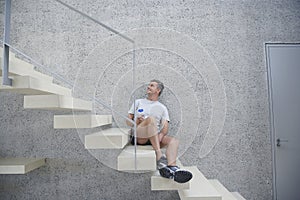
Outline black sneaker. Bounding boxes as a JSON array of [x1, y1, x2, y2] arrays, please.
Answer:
[[159, 166, 174, 179], [159, 166, 193, 183]]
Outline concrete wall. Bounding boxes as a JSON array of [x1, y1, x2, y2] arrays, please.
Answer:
[[1, 0, 299, 199]]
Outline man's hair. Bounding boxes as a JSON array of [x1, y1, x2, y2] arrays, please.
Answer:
[[151, 79, 164, 96]]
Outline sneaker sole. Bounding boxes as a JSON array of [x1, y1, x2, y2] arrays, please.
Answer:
[[174, 169, 193, 183]]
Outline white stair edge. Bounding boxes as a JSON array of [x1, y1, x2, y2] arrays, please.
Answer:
[[117, 145, 156, 171], [54, 114, 112, 129], [151, 169, 191, 191], [85, 128, 129, 149], [0, 158, 45, 174], [24, 95, 92, 111], [31, 70, 53, 82], [0, 76, 71, 96], [178, 166, 222, 200], [209, 179, 237, 200], [231, 192, 246, 200]]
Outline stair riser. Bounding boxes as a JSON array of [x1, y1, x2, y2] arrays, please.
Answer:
[[54, 115, 112, 129], [24, 95, 92, 111], [0, 158, 45, 174], [85, 135, 128, 149], [0, 76, 71, 96], [117, 146, 157, 171], [118, 157, 156, 171], [151, 176, 190, 191]]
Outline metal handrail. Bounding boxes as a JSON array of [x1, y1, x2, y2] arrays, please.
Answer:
[[53, 0, 138, 170], [2, 0, 12, 86], [3, 42, 135, 125], [2, 0, 138, 170], [54, 0, 134, 43]]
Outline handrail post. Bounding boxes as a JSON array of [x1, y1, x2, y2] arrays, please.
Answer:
[[2, 0, 12, 86], [132, 42, 137, 171]]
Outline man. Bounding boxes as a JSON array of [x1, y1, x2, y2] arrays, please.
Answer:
[[127, 80, 192, 183]]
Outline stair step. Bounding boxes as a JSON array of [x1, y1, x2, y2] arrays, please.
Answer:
[[0, 76, 71, 96], [178, 166, 222, 200], [231, 192, 246, 200], [0, 57, 53, 82], [24, 95, 92, 111], [54, 114, 112, 129], [151, 170, 191, 191], [85, 128, 129, 149], [209, 180, 237, 200], [151, 159, 188, 191], [117, 145, 156, 171], [0, 158, 45, 174], [0, 57, 34, 75], [30, 70, 53, 82]]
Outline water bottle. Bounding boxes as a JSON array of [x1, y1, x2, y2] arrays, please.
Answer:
[[137, 108, 145, 118]]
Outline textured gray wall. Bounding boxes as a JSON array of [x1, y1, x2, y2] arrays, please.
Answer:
[[1, 0, 300, 200]]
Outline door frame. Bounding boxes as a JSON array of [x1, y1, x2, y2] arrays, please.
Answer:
[[265, 42, 300, 200]]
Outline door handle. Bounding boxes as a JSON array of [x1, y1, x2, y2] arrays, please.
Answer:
[[277, 138, 288, 147]]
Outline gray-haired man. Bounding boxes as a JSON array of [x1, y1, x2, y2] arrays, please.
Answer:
[[127, 80, 192, 183]]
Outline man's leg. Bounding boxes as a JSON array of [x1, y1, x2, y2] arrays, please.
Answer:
[[159, 135, 193, 183], [160, 135, 179, 166], [136, 117, 162, 160]]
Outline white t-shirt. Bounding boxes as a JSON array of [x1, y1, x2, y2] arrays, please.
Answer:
[[128, 98, 170, 131]]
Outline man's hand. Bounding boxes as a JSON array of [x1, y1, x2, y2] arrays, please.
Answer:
[[126, 114, 147, 127], [136, 116, 145, 125]]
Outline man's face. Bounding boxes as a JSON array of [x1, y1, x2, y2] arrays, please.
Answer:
[[147, 82, 160, 96]]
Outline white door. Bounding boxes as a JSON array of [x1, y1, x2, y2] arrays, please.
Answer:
[[266, 43, 300, 200]]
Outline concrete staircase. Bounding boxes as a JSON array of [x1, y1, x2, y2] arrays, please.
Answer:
[[0, 49, 246, 199]]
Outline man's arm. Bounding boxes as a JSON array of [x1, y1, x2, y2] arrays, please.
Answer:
[[126, 114, 134, 127]]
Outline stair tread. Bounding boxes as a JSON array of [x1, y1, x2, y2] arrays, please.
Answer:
[[85, 128, 129, 149], [0, 76, 71, 95], [178, 166, 222, 200], [87, 128, 130, 136], [0, 157, 45, 174], [209, 179, 237, 200], [24, 94, 92, 111], [30, 70, 53, 82], [54, 114, 112, 129], [0, 55, 53, 82], [119, 145, 155, 158], [0, 56, 34, 74]]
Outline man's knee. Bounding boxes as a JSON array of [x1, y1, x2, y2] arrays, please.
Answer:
[[172, 138, 179, 146], [145, 116, 156, 124]]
